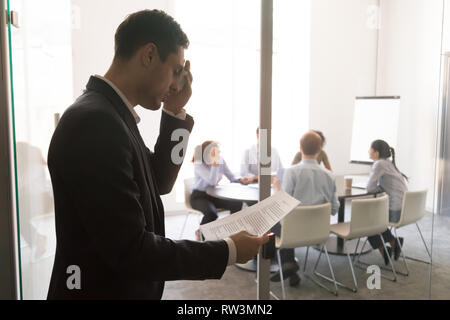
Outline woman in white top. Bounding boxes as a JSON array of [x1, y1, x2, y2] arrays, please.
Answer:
[[190, 141, 248, 238], [366, 139, 408, 265]]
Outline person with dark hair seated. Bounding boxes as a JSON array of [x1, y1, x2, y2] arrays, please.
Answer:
[[291, 130, 332, 171], [190, 141, 249, 240], [270, 131, 339, 287], [366, 139, 408, 265]]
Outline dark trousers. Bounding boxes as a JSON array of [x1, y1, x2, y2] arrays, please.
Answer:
[[271, 222, 296, 265], [367, 209, 402, 249], [190, 190, 243, 225], [368, 229, 395, 249]]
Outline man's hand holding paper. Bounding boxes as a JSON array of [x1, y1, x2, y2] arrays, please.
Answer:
[[200, 190, 301, 241]]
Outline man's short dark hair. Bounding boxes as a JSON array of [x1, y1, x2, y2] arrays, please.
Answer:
[[114, 10, 189, 62]]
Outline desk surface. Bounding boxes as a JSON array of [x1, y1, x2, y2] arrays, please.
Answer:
[[338, 187, 373, 199], [206, 183, 274, 203], [206, 183, 371, 203]]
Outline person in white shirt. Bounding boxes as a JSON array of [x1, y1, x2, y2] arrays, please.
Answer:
[[270, 131, 339, 287], [240, 128, 283, 183]]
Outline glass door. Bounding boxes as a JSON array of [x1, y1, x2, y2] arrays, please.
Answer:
[[1, 0, 20, 300], [4, 0, 448, 301], [7, 0, 74, 299]]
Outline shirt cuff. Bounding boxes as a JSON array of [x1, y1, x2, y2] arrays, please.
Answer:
[[162, 107, 187, 120], [224, 237, 237, 266]]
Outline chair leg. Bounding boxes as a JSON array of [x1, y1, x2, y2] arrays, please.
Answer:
[[409, 222, 432, 264], [395, 224, 431, 265], [380, 234, 397, 282], [305, 243, 338, 296], [393, 227, 410, 276], [312, 245, 324, 273], [352, 238, 361, 263], [346, 251, 358, 292], [277, 249, 286, 300], [179, 212, 191, 239], [323, 246, 338, 295], [354, 238, 379, 273], [314, 240, 358, 293], [303, 246, 310, 272], [354, 238, 366, 267], [355, 234, 398, 281]]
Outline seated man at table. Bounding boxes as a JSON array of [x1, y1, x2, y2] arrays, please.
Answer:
[[270, 131, 339, 286], [240, 127, 283, 183]]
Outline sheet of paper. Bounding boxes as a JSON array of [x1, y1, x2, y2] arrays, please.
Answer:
[[199, 190, 301, 241]]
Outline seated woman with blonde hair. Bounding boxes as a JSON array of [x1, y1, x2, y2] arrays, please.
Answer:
[[190, 141, 248, 240]]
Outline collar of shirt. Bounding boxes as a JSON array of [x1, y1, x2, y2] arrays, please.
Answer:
[[301, 158, 319, 165], [94, 75, 141, 124]]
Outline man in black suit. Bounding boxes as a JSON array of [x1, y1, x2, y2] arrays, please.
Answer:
[[47, 10, 268, 300]]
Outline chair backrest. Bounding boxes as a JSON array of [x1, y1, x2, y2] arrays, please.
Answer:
[[184, 178, 196, 209], [278, 203, 331, 249], [397, 189, 428, 227], [348, 195, 389, 239]]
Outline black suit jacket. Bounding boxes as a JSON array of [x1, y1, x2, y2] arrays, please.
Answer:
[[47, 76, 228, 299]]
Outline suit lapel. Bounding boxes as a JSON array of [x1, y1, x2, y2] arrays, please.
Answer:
[[85, 76, 163, 230]]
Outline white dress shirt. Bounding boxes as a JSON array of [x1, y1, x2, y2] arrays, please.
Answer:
[[366, 159, 408, 211], [240, 144, 283, 177], [192, 160, 238, 192], [282, 159, 339, 215]]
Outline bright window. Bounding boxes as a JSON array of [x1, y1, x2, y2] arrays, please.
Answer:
[[172, 0, 311, 203]]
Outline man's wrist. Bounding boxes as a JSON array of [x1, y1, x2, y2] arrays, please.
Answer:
[[162, 107, 187, 120]]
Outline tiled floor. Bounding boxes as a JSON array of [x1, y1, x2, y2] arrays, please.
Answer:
[[19, 207, 450, 299], [162, 209, 450, 300]]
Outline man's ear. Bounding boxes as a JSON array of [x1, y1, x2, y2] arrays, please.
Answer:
[[142, 43, 158, 67]]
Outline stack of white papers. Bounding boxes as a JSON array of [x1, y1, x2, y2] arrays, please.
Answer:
[[199, 190, 301, 241]]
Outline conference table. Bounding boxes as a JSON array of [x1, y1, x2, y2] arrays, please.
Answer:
[[206, 183, 379, 272]]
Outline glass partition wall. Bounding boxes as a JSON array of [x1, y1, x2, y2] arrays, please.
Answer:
[[3, 0, 449, 299], [432, 0, 450, 300]]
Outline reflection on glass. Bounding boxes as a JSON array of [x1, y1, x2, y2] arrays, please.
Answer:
[[6, 0, 449, 300], [9, 0, 72, 299]]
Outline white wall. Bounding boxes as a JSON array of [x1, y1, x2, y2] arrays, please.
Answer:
[[443, 0, 450, 53], [309, 0, 444, 212], [309, 0, 379, 176], [376, 0, 443, 211], [71, 0, 173, 98]]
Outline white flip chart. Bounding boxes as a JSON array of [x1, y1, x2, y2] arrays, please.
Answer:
[[199, 190, 301, 241]]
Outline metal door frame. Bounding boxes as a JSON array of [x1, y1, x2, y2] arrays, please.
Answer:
[[0, 0, 20, 300], [437, 52, 450, 216], [256, 0, 273, 300]]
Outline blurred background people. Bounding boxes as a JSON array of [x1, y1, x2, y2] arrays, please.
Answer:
[[366, 139, 408, 265], [191, 141, 247, 240], [292, 130, 332, 171], [241, 127, 283, 183], [271, 131, 339, 286]]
